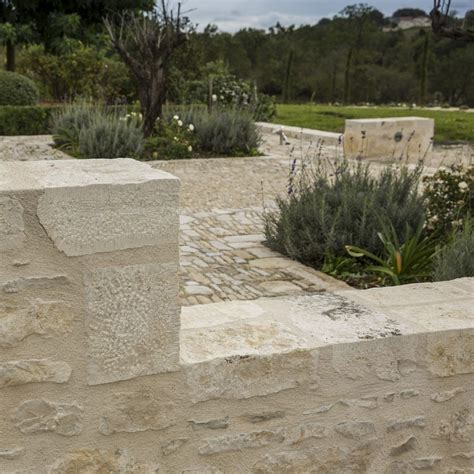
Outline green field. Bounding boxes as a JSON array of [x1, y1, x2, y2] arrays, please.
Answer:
[[274, 104, 474, 143]]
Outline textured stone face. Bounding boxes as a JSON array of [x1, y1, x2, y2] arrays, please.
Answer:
[[48, 449, 159, 473], [335, 421, 376, 440], [14, 399, 83, 436], [99, 391, 177, 435], [0, 196, 25, 250], [0, 447, 25, 460], [84, 263, 180, 385], [184, 349, 315, 403], [0, 359, 71, 389], [37, 178, 179, 256], [0, 299, 74, 348]]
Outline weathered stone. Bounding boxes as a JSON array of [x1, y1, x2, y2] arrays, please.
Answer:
[[49, 448, 158, 473], [253, 442, 376, 473], [199, 429, 285, 455], [285, 421, 328, 444], [0, 359, 71, 389], [190, 417, 229, 430], [182, 466, 223, 474], [431, 387, 465, 403], [335, 421, 375, 439], [0, 447, 25, 460], [400, 389, 419, 399], [387, 416, 426, 432], [426, 331, 474, 377], [432, 408, 473, 442], [14, 399, 83, 436], [410, 457, 442, 470], [99, 391, 176, 435], [339, 396, 378, 410], [184, 349, 314, 403], [0, 196, 25, 250], [0, 299, 74, 348], [36, 160, 179, 256], [452, 452, 474, 459], [384, 393, 396, 403], [1, 275, 69, 294], [390, 436, 418, 456], [85, 263, 180, 385], [162, 438, 189, 456], [244, 411, 286, 424]]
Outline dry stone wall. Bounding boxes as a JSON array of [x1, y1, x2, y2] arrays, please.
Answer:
[[1, 159, 473, 473]]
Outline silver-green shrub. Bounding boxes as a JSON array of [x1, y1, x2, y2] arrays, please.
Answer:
[[433, 218, 474, 281]]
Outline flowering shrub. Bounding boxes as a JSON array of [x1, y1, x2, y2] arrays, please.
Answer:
[[144, 115, 195, 160], [423, 165, 473, 237]]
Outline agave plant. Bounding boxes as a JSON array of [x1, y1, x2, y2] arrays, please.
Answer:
[[345, 221, 437, 286]]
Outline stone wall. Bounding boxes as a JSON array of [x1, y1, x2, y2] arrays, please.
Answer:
[[1, 159, 473, 473]]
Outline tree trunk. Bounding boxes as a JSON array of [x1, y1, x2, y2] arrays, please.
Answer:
[[140, 68, 166, 138], [6, 40, 16, 72], [419, 33, 429, 105]]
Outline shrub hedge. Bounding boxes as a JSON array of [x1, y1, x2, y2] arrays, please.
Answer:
[[0, 106, 58, 135], [0, 71, 39, 106]]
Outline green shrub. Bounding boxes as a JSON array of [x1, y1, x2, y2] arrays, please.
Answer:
[[0, 106, 56, 135], [423, 164, 473, 238], [0, 71, 39, 106], [264, 158, 426, 268], [52, 103, 143, 159], [154, 107, 260, 158], [433, 218, 474, 281], [144, 113, 195, 160], [192, 108, 260, 156]]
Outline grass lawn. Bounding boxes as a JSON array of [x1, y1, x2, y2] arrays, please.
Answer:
[[274, 104, 474, 143]]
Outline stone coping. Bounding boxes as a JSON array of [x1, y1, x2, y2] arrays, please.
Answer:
[[256, 122, 343, 144], [345, 116, 434, 124], [180, 278, 474, 364], [0, 158, 178, 192]]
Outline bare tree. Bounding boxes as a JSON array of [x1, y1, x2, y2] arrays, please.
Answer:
[[431, 0, 474, 41], [104, 1, 190, 137]]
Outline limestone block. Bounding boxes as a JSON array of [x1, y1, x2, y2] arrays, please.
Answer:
[[343, 117, 434, 160], [190, 417, 229, 430], [252, 442, 376, 473], [387, 416, 426, 432], [100, 391, 177, 435], [0, 196, 25, 250], [425, 330, 474, 377], [35, 160, 179, 256], [84, 263, 180, 385], [13, 399, 83, 436], [162, 439, 189, 456], [199, 429, 286, 455], [0, 359, 71, 389], [1, 274, 70, 294], [49, 449, 159, 474], [184, 349, 315, 403], [285, 421, 328, 444], [390, 436, 418, 456], [0, 298, 74, 348], [334, 421, 375, 440], [432, 387, 465, 403], [432, 408, 473, 442]]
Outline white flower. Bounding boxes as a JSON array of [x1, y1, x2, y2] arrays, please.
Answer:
[[177, 120, 183, 127], [188, 145, 193, 152], [152, 151, 158, 159], [173, 136, 178, 141], [173, 115, 179, 121], [188, 124, 195, 131], [458, 181, 468, 191], [212, 94, 217, 102]]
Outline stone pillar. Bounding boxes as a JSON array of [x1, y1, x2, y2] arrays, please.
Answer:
[[0, 159, 181, 387]]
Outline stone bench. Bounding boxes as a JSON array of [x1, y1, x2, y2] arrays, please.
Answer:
[[344, 116, 434, 161], [1, 159, 473, 473]]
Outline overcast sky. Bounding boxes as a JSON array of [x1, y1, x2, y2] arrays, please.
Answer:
[[182, 0, 472, 32]]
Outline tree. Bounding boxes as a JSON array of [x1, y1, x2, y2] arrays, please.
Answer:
[[393, 8, 427, 18], [105, 1, 191, 137], [0, 0, 153, 70], [431, 1, 474, 42]]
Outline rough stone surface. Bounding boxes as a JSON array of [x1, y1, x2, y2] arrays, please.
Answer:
[[32, 159, 180, 256], [335, 421, 376, 439], [0, 447, 25, 460], [85, 263, 180, 385], [344, 116, 434, 161], [0, 299, 74, 348], [387, 416, 426, 432], [14, 399, 83, 436], [390, 436, 418, 456], [432, 387, 465, 403], [99, 391, 176, 435], [432, 408, 473, 442], [0, 359, 71, 389], [0, 196, 25, 250]]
